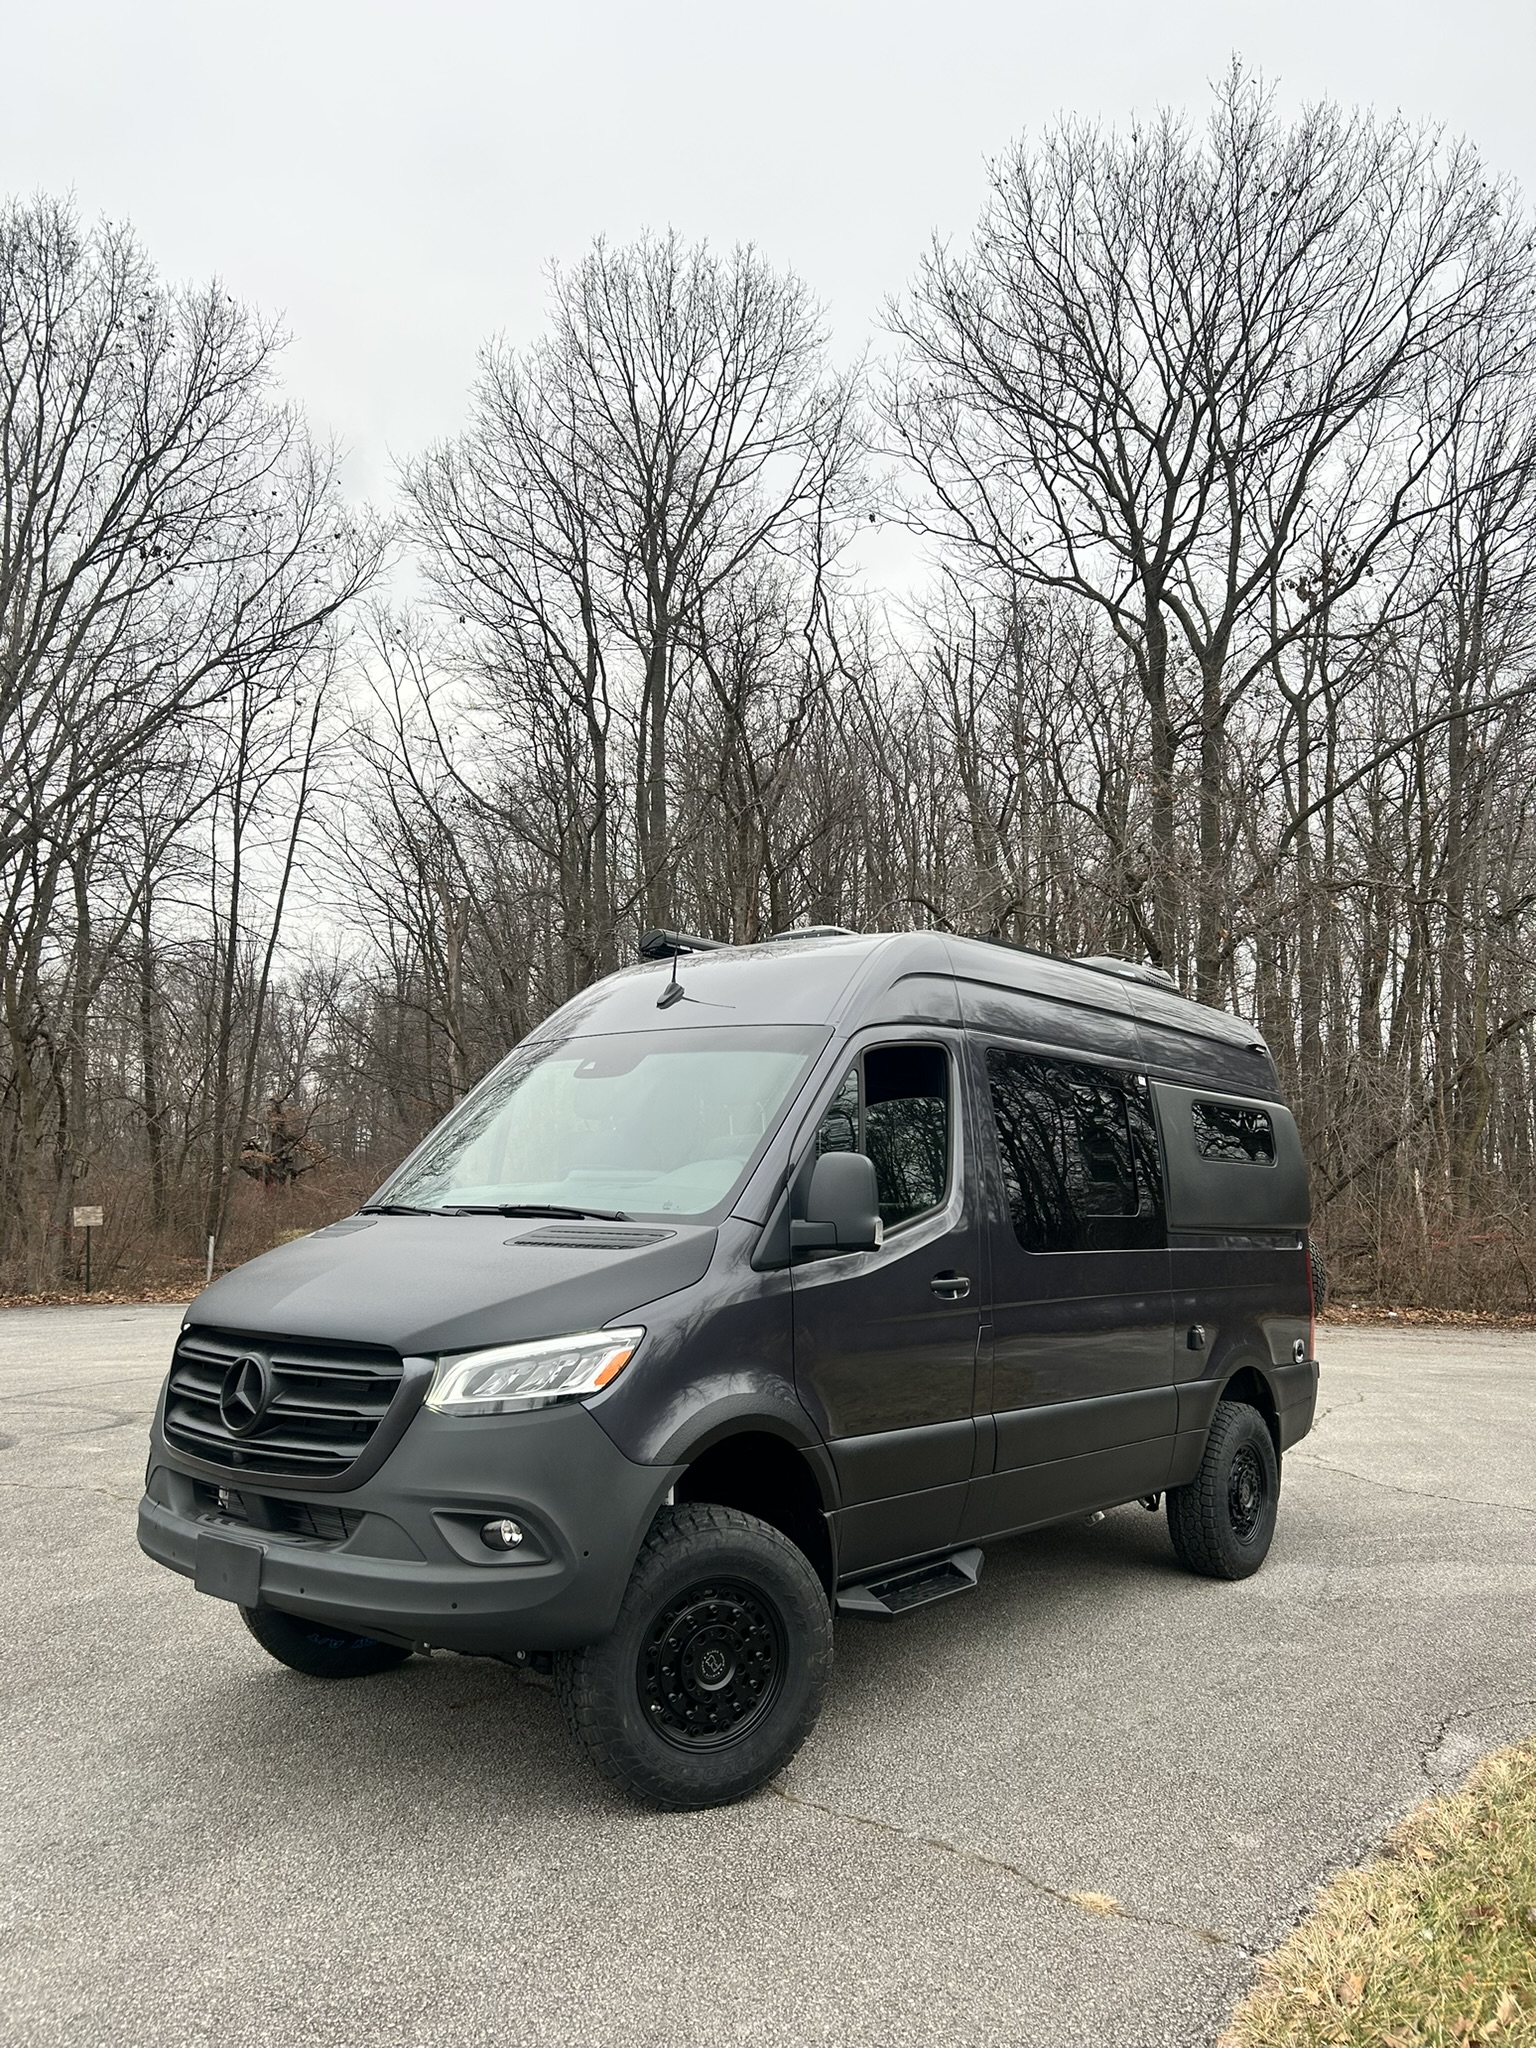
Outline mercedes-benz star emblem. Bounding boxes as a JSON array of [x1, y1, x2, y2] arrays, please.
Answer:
[[218, 1354, 271, 1436]]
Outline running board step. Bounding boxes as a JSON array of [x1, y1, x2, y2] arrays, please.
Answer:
[[836, 1547, 984, 1620]]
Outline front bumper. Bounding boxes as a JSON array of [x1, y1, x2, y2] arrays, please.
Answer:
[[139, 1400, 682, 1653]]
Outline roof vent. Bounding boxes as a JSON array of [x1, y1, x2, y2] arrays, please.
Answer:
[[767, 925, 859, 942], [1073, 955, 1180, 992]]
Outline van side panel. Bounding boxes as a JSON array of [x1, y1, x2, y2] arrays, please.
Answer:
[[1152, 1082, 1311, 1232], [1124, 981, 1280, 1095], [833, 1483, 971, 1576], [1167, 1247, 1317, 1485], [963, 1440, 1175, 1542], [953, 981, 1140, 1062], [1133, 1019, 1280, 1093], [1167, 1241, 1312, 1380]]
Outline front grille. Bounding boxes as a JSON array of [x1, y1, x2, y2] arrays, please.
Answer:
[[165, 1328, 405, 1480]]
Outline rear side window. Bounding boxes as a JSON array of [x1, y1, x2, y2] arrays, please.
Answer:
[[814, 1044, 949, 1228], [1191, 1100, 1275, 1164], [985, 1048, 1164, 1253]]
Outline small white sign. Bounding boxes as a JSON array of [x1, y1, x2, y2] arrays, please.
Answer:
[[72, 1206, 104, 1229]]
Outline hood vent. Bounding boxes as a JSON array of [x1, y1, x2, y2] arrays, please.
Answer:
[[512, 1224, 676, 1250]]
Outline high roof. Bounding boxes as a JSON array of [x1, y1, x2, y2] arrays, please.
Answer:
[[540, 927, 1268, 1057]]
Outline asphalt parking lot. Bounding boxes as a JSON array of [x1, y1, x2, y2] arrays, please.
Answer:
[[2, 1308, 1533, 2048]]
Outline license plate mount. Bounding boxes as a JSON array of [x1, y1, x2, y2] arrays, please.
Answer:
[[194, 1532, 265, 1605]]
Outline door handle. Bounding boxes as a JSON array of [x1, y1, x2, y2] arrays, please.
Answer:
[[931, 1271, 971, 1300]]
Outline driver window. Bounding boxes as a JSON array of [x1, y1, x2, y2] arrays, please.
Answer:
[[813, 1044, 950, 1229]]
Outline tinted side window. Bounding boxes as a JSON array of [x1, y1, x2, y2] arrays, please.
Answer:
[[812, 1045, 950, 1229], [1191, 1100, 1275, 1164], [986, 1048, 1164, 1252], [815, 1066, 859, 1154], [865, 1046, 948, 1226]]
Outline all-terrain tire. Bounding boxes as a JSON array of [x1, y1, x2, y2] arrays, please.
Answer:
[[1166, 1400, 1280, 1580], [1309, 1240, 1328, 1312], [241, 1603, 413, 1679], [556, 1502, 832, 1810]]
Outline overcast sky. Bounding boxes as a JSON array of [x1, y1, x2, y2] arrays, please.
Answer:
[[3, 0, 1533, 513]]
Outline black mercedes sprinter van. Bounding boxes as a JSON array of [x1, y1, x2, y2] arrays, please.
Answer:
[[139, 930, 1319, 1809]]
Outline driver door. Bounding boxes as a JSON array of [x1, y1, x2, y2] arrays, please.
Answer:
[[790, 1035, 986, 1575]]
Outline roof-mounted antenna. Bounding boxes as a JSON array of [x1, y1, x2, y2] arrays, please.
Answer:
[[658, 944, 685, 1009], [637, 928, 725, 1011]]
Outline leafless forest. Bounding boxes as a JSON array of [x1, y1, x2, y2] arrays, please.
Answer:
[[4, 75, 1535, 1304]]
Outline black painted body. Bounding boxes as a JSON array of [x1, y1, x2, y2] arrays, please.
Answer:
[[138, 932, 1320, 1653]]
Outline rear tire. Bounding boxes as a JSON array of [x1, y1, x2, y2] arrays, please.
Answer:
[[1167, 1400, 1280, 1580], [241, 1604, 412, 1679], [556, 1503, 832, 1810]]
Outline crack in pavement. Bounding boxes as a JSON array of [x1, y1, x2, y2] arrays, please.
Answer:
[[1253, 1797, 1440, 1966], [1419, 1694, 1536, 1785], [0, 1410, 153, 1443], [1290, 1453, 1536, 1518], [768, 1783, 1242, 1953], [1308, 1390, 1366, 1429], [0, 1479, 142, 1507], [1248, 1695, 1536, 1957]]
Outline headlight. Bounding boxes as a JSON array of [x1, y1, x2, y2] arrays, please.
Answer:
[[424, 1328, 644, 1416]]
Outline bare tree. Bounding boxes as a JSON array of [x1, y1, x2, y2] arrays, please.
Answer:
[[407, 231, 860, 935], [8, 149, 1536, 1317], [888, 67, 1536, 995], [0, 196, 380, 1284]]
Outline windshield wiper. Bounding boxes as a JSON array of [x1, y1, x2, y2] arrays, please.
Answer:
[[447, 1202, 632, 1222], [357, 1202, 439, 1216]]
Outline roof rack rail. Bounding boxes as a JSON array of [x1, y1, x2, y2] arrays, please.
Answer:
[[1072, 954, 1180, 992], [964, 931, 1063, 966], [637, 928, 726, 961], [957, 932, 1187, 998]]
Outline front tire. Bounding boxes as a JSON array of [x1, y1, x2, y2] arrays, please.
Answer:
[[556, 1503, 832, 1810], [241, 1604, 413, 1679], [1167, 1400, 1280, 1580]]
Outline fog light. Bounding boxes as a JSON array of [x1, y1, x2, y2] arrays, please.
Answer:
[[481, 1517, 525, 1551]]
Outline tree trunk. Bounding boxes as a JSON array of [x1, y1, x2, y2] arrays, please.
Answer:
[[138, 888, 167, 1227]]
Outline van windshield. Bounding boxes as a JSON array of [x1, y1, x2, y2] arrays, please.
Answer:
[[371, 1026, 823, 1220]]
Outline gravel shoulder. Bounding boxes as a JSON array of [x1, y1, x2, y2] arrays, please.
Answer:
[[1, 1309, 1532, 2048]]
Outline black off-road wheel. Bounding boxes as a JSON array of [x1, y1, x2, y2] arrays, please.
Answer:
[[556, 1503, 832, 1810], [240, 1604, 412, 1679], [1166, 1400, 1280, 1580]]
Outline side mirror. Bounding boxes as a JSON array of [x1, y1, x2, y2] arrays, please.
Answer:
[[790, 1152, 883, 1256]]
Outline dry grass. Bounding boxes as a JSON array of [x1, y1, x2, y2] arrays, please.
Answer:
[[0, 1285, 197, 1308], [1320, 1307, 1536, 1330], [1221, 1738, 1536, 2047], [1, 1164, 374, 1302]]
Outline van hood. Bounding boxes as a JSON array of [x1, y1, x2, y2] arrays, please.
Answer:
[[184, 1213, 719, 1356]]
